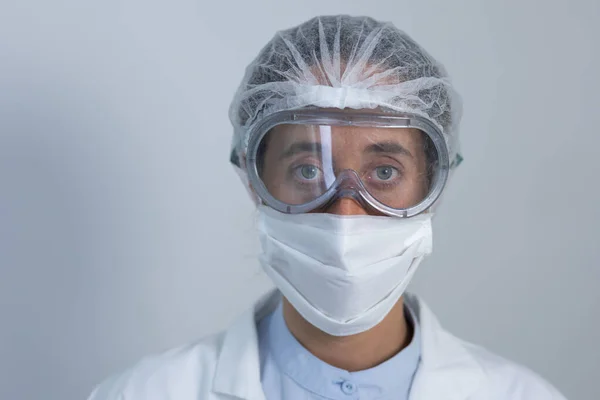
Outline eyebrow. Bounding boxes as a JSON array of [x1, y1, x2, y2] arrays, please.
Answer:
[[365, 141, 413, 158], [279, 141, 322, 160]]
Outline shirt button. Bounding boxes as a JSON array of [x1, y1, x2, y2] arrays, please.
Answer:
[[340, 380, 357, 395]]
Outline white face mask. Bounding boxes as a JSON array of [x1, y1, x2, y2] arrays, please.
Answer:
[[256, 205, 433, 336]]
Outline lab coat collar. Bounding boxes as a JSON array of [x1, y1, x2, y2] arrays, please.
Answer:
[[213, 290, 485, 400]]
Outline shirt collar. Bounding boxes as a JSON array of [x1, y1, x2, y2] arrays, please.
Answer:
[[264, 300, 421, 399]]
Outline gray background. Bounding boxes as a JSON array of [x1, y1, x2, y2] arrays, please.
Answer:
[[0, 0, 598, 399]]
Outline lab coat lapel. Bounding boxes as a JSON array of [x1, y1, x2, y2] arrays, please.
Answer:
[[212, 290, 280, 400], [406, 294, 485, 400]]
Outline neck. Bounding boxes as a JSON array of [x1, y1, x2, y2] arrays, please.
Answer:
[[282, 297, 412, 372]]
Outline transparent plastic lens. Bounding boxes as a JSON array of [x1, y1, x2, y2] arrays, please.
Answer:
[[254, 122, 440, 214]]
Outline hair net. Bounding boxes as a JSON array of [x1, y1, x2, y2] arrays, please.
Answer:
[[229, 15, 462, 173]]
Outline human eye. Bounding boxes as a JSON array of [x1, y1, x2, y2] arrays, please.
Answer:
[[371, 165, 399, 182], [293, 164, 322, 182]]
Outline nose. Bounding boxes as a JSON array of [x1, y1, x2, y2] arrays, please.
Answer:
[[324, 197, 369, 216]]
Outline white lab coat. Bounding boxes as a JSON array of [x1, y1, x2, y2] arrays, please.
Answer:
[[88, 290, 567, 400]]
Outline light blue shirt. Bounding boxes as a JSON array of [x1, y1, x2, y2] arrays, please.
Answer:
[[257, 302, 421, 400]]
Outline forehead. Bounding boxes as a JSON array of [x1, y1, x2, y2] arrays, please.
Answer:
[[268, 124, 424, 147]]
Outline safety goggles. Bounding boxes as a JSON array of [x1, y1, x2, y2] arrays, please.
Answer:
[[244, 109, 450, 218]]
